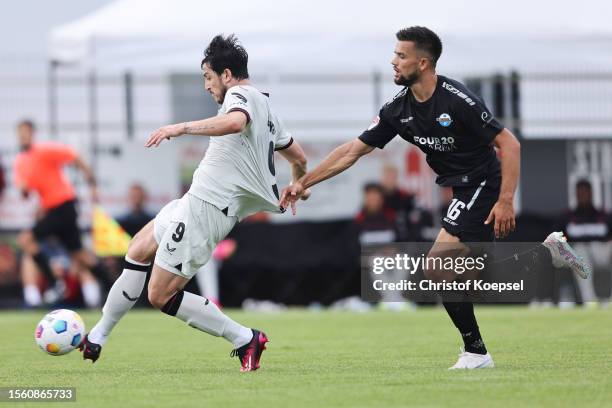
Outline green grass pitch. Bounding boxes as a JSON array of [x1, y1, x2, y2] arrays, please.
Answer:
[[1, 307, 611, 408]]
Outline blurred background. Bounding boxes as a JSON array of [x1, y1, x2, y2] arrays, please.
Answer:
[[1, 0, 611, 310]]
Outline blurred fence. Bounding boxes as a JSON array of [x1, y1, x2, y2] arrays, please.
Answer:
[[2, 68, 612, 221], [1, 66, 612, 308], [3, 68, 612, 146]]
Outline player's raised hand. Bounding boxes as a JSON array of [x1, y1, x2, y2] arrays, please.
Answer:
[[484, 199, 515, 239], [145, 124, 184, 148]]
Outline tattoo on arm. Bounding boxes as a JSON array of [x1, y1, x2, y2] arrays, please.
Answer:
[[184, 124, 216, 134], [291, 162, 307, 182]]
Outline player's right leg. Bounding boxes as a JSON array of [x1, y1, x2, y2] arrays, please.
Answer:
[[543, 232, 591, 279], [21, 254, 43, 307], [80, 220, 158, 362], [18, 229, 61, 301]]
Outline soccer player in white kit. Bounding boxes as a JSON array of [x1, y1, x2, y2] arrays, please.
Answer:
[[80, 34, 309, 372]]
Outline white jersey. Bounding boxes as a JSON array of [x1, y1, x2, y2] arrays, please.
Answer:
[[188, 85, 293, 220]]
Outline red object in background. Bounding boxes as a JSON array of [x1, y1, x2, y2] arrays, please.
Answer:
[[0, 244, 17, 282], [63, 274, 81, 302], [13, 142, 77, 210], [405, 148, 421, 176], [213, 239, 237, 261], [34, 264, 81, 303]]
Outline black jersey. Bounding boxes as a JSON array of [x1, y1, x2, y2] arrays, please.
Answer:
[[558, 205, 612, 242], [359, 75, 504, 187]]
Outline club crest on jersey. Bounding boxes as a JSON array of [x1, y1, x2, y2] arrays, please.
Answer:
[[436, 113, 453, 127]]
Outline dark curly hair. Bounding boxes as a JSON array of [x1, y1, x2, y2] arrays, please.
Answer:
[[396, 26, 442, 67], [201, 34, 249, 80]]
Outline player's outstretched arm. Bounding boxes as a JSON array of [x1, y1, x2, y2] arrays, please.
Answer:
[[280, 138, 374, 210], [484, 128, 521, 238], [145, 111, 248, 147]]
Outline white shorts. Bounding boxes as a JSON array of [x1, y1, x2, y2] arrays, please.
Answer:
[[153, 193, 237, 279]]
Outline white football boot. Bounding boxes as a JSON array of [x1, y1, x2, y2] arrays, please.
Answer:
[[449, 348, 495, 370], [543, 232, 591, 279]]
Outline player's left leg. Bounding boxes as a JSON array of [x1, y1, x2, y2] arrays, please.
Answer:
[[80, 220, 158, 363], [434, 179, 502, 369], [148, 264, 268, 372], [424, 228, 494, 370], [61, 199, 113, 292]]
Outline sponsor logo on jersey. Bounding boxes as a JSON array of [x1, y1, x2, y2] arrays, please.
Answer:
[[442, 81, 476, 106], [436, 113, 453, 127], [367, 116, 380, 130], [413, 135, 457, 152], [481, 111, 494, 127], [400, 117, 413, 123], [231, 92, 247, 103]]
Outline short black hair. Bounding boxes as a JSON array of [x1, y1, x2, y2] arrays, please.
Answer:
[[364, 182, 384, 195], [396, 26, 442, 67], [201, 34, 249, 80], [576, 179, 592, 190], [17, 119, 36, 131]]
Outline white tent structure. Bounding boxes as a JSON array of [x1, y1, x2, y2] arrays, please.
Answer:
[[41, 0, 612, 222], [50, 0, 612, 74], [47, 0, 612, 140]]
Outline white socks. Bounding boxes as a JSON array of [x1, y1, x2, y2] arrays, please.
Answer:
[[89, 257, 251, 349], [82, 280, 101, 308], [24, 285, 42, 307], [195, 259, 219, 301], [89, 257, 148, 345], [175, 291, 252, 348]]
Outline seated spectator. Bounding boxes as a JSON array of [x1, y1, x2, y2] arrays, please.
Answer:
[[559, 179, 612, 242], [117, 184, 154, 237], [556, 179, 612, 306], [355, 183, 397, 246], [380, 164, 433, 241]]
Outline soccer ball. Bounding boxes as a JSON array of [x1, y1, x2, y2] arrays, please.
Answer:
[[35, 309, 86, 356]]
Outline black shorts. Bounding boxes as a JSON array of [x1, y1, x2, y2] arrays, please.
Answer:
[[32, 200, 82, 252], [441, 176, 501, 242]]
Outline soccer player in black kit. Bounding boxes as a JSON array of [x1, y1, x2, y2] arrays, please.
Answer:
[[281, 26, 590, 369]]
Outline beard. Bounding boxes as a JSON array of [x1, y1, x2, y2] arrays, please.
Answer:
[[215, 84, 229, 104], [394, 70, 420, 87]]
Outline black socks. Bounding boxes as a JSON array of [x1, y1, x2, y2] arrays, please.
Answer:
[[32, 252, 56, 285], [498, 244, 553, 273], [443, 301, 488, 355], [161, 290, 185, 316]]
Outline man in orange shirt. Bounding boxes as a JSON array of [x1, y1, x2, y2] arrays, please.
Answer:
[[14, 119, 108, 305]]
